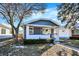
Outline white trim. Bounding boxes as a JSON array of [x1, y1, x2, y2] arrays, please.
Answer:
[[29, 26, 34, 35], [27, 24, 58, 29]]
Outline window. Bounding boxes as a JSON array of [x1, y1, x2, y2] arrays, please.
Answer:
[[29, 27, 34, 35], [46, 29, 48, 32], [34, 27, 42, 34], [74, 29, 79, 35], [1, 28, 6, 34], [42, 28, 51, 34]]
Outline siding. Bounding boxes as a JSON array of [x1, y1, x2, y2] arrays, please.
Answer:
[[0, 26, 12, 39], [59, 28, 72, 38]]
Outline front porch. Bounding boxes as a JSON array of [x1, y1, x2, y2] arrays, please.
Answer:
[[24, 24, 58, 39]]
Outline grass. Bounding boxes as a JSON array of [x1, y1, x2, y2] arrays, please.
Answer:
[[59, 39, 65, 41], [62, 39, 79, 48], [70, 40, 79, 45], [0, 44, 53, 56]]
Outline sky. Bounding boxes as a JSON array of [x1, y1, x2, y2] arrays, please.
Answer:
[[47, 3, 59, 8], [23, 3, 66, 26], [0, 3, 66, 27]]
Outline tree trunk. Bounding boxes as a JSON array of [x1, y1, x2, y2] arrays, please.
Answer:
[[15, 28, 23, 45], [12, 27, 15, 38], [15, 28, 19, 43]]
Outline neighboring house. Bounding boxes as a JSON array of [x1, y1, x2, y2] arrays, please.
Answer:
[[0, 24, 12, 39], [60, 23, 79, 39], [58, 27, 72, 38], [23, 19, 71, 39], [70, 23, 79, 38]]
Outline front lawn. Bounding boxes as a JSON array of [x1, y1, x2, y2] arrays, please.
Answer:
[[61, 39, 79, 48], [0, 44, 53, 56], [0, 39, 55, 56], [0, 38, 13, 42]]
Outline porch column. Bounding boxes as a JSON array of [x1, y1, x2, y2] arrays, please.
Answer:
[[24, 25, 29, 39], [24, 25, 26, 39], [26, 25, 29, 39], [54, 28, 60, 44]]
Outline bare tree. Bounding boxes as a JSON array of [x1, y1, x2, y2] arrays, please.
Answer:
[[57, 3, 79, 28], [0, 3, 46, 43]]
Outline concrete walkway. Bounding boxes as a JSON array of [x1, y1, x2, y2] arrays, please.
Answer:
[[42, 44, 79, 56]]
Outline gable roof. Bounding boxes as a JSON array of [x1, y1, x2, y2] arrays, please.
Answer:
[[23, 18, 59, 26]]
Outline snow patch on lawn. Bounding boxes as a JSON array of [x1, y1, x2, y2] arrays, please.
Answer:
[[13, 46, 25, 48]]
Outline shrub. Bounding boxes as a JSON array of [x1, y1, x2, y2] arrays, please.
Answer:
[[24, 39, 54, 44]]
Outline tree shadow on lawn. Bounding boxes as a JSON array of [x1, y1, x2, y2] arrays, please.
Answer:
[[22, 44, 53, 56], [0, 43, 53, 56]]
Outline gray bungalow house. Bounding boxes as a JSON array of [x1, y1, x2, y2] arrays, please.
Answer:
[[23, 19, 72, 39]]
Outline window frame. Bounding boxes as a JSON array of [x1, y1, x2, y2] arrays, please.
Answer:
[[29, 27, 34, 35], [1, 28, 6, 34]]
